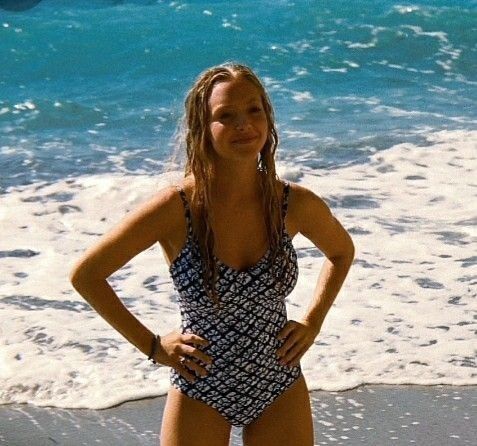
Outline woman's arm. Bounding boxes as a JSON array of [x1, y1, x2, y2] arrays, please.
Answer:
[[69, 186, 178, 355], [293, 183, 355, 330], [276, 183, 355, 367], [70, 185, 212, 381]]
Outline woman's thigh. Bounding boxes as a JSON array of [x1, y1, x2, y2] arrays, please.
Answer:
[[160, 387, 232, 446], [243, 374, 314, 446]]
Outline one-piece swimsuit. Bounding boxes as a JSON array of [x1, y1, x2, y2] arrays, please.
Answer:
[[169, 181, 301, 426]]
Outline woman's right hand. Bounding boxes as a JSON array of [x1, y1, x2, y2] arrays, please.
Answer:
[[154, 331, 213, 383]]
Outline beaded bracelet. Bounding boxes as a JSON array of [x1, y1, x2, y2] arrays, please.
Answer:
[[147, 334, 160, 364]]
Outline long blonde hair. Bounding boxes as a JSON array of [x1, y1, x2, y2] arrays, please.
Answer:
[[179, 63, 285, 307]]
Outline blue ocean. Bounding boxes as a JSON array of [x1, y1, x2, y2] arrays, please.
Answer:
[[1, 0, 475, 190], [0, 0, 476, 412]]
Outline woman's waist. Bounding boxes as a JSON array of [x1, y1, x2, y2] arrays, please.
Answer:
[[181, 322, 286, 361]]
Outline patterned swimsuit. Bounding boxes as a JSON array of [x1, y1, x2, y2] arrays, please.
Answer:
[[169, 182, 302, 426]]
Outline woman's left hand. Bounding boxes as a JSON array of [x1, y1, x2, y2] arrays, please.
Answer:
[[275, 319, 320, 367]]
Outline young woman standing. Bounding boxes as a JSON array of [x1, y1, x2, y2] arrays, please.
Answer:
[[70, 63, 355, 445]]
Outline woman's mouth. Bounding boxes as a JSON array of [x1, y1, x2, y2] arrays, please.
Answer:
[[232, 136, 257, 144]]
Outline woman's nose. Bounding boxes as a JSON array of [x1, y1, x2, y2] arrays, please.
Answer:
[[235, 114, 250, 130]]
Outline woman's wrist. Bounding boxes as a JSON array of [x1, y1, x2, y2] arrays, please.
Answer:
[[147, 334, 161, 364]]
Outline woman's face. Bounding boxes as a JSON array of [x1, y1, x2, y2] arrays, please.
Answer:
[[207, 77, 268, 163]]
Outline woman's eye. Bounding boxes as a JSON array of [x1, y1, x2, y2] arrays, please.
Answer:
[[250, 106, 263, 113]]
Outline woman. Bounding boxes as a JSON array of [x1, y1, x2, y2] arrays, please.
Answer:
[[70, 63, 355, 445]]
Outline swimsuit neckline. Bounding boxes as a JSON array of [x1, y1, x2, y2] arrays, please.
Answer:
[[169, 229, 294, 276], [169, 181, 292, 276], [214, 247, 271, 275]]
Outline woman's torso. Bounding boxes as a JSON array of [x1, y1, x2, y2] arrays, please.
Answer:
[[160, 177, 299, 271], [167, 178, 301, 426]]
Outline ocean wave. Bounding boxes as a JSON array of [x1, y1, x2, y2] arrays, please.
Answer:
[[1, 129, 476, 408]]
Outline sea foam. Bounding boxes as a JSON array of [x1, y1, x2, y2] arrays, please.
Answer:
[[0, 129, 475, 409]]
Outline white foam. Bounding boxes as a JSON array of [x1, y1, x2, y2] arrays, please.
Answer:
[[0, 130, 475, 409], [401, 25, 448, 43], [282, 130, 318, 139], [13, 101, 36, 111], [291, 91, 314, 102], [322, 67, 348, 73], [371, 105, 476, 124], [292, 66, 309, 76], [345, 39, 377, 49], [394, 5, 421, 15]]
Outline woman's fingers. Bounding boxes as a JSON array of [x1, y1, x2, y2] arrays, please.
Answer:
[[278, 338, 300, 364], [288, 346, 307, 367], [276, 320, 318, 366], [179, 332, 213, 369], [280, 341, 305, 366], [276, 325, 300, 358], [162, 331, 213, 382], [175, 360, 198, 383], [180, 357, 209, 378], [155, 331, 213, 382], [276, 320, 297, 341], [181, 344, 213, 365], [177, 344, 213, 378], [182, 333, 209, 347]]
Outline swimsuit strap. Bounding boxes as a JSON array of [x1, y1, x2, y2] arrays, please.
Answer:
[[281, 181, 291, 223], [175, 186, 193, 238]]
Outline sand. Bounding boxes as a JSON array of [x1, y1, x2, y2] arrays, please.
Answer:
[[1, 385, 475, 445]]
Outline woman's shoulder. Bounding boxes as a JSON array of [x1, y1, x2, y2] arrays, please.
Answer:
[[282, 180, 332, 225], [269, 178, 326, 210], [281, 180, 324, 204], [177, 176, 196, 197], [148, 175, 194, 206], [282, 180, 355, 259], [141, 183, 182, 213], [123, 179, 193, 243]]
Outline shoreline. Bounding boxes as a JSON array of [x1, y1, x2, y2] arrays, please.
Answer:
[[1, 384, 475, 445]]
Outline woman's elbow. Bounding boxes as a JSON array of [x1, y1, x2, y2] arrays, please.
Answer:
[[69, 259, 98, 290], [335, 236, 355, 264], [347, 237, 356, 261], [69, 262, 87, 290]]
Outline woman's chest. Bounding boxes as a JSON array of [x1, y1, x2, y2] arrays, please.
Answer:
[[211, 207, 270, 271]]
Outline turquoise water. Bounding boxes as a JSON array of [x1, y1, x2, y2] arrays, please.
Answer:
[[1, 0, 476, 191]]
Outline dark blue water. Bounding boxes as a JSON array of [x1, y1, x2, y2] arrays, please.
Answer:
[[1, 0, 476, 192]]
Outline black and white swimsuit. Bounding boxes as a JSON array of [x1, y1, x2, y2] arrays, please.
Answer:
[[169, 181, 301, 426]]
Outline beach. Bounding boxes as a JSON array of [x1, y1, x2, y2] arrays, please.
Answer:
[[1, 385, 476, 445], [1, 1, 476, 445]]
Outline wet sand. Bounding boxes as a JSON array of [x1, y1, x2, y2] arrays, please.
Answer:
[[1, 385, 475, 445]]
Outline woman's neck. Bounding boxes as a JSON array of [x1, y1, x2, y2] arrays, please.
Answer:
[[211, 160, 263, 204]]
